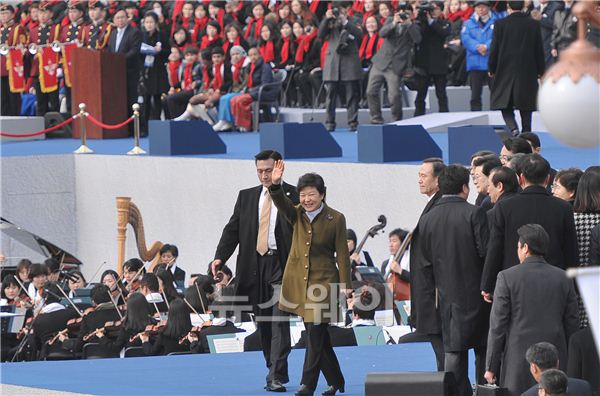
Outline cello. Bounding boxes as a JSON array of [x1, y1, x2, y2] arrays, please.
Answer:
[[385, 232, 412, 301], [351, 215, 387, 279]]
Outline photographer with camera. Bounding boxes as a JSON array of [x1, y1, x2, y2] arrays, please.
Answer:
[[318, 3, 363, 132], [366, 8, 421, 123], [413, 1, 451, 117]]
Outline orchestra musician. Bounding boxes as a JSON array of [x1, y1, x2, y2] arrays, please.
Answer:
[[96, 293, 155, 353], [140, 298, 192, 356], [122, 258, 145, 292], [139, 273, 169, 316], [27, 263, 48, 315], [101, 269, 128, 305], [380, 228, 411, 282], [347, 229, 375, 268], [154, 265, 182, 303], [1, 274, 31, 308], [27, 1, 61, 116], [158, 244, 186, 288], [66, 270, 86, 299], [16, 259, 32, 287]]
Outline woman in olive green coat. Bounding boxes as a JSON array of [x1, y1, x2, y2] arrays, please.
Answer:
[[269, 160, 352, 396]]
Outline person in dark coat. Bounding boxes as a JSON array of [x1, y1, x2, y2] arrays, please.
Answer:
[[413, 1, 451, 117], [521, 342, 593, 396], [408, 158, 446, 371], [530, 0, 563, 67], [318, 4, 363, 131], [419, 164, 489, 396], [140, 11, 170, 123], [212, 150, 298, 393], [486, 166, 519, 226], [367, 12, 421, 123], [481, 154, 578, 298], [488, 0, 545, 136], [108, 8, 143, 132], [484, 224, 579, 396], [567, 327, 600, 396]]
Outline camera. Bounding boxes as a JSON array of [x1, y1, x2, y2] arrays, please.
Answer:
[[332, 7, 340, 18], [417, 2, 434, 19], [397, 12, 409, 21], [336, 29, 355, 55]]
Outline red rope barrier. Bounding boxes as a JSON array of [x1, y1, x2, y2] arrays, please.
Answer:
[[0, 116, 76, 138], [86, 114, 134, 130]]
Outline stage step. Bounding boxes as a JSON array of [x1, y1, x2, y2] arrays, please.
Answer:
[[0, 116, 45, 142]]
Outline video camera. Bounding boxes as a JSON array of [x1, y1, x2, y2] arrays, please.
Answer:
[[417, 2, 434, 20]]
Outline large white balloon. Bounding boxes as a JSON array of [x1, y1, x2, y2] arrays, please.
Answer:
[[538, 74, 600, 148]]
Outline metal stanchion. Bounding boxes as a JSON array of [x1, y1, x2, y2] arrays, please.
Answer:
[[127, 103, 146, 155], [73, 103, 93, 154]]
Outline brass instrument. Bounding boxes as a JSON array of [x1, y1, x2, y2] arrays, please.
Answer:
[[28, 41, 62, 55], [0, 44, 24, 56], [116, 197, 164, 275]]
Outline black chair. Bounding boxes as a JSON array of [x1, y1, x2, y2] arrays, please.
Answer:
[[252, 69, 287, 131], [82, 343, 119, 359], [124, 346, 145, 357]]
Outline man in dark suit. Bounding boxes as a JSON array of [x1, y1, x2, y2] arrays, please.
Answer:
[[159, 244, 186, 288], [521, 342, 592, 396], [486, 166, 519, 225], [318, 4, 363, 131], [419, 164, 489, 396], [406, 157, 446, 371], [108, 8, 142, 128], [140, 273, 169, 316], [481, 154, 578, 299], [484, 224, 579, 396], [530, 0, 563, 67], [212, 150, 299, 393], [567, 327, 600, 395], [488, 0, 545, 136], [367, 11, 421, 123]]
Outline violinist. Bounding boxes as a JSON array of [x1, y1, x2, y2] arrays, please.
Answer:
[[380, 228, 411, 283], [44, 258, 61, 283], [347, 229, 375, 268], [123, 258, 145, 292], [154, 265, 182, 303], [186, 274, 213, 314], [96, 293, 155, 353], [140, 273, 169, 315], [187, 293, 245, 354], [26, 263, 48, 315], [141, 298, 192, 356], [16, 259, 32, 287], [57, 285, 122, 354], [27, 282, 79, 360], [1, 274, 31, 308], [159, 244, 186, 288], [67, 270, 87, 299], [101, 269, 128, 305]]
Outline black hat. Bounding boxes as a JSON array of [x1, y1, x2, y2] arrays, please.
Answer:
[[517, 224, 549, 256], [207, 20, 221, 34], [89, 1, 106, 10], [473, 1, 491, 6], [67, 1, 85, 13]]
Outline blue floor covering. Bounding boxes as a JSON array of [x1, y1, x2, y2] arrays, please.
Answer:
[[2, 129, 598, 169], [0, 343, 451, 395]]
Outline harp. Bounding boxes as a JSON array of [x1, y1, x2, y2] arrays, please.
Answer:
[[116, 197, 164, 275]]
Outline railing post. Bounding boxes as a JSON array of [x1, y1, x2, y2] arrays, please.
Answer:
[[127, 103, 146, 155], [73, 103, 93, 154]]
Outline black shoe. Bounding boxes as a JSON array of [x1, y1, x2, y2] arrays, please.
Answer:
[[266, 380, 286, 393], [295, 384, 314, 396], [322, 384, 345, 395], [370, 119, 384, 125], [348, 124, 358, 132]]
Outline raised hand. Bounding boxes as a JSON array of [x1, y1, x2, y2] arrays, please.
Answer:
[[271, 160, 285, 185]]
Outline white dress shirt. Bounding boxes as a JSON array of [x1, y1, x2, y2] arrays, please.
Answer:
[[115, 27, 125, 52], [259, 187, 279, 250]]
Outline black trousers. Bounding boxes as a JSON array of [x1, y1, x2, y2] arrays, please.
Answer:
[[445, 345, 487, 396], [468, 70, 490, 111], [1, 76, 21, 116], [33, 77, 60, 116], [414, 73, 449, 117], [324, 80, 359, 130], [144, 94, 163, 122], [501, 108, 532, 134], [256, 253, 291, 383], [301, 323, 344, 390]]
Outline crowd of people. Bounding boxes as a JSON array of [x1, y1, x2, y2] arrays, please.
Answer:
[[2, 0, 598, 133], [2, 136, 599, 396]]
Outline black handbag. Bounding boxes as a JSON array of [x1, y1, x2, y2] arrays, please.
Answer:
[[475, 384, 510, 396]]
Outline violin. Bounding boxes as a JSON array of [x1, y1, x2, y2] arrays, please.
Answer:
[[65, 306, 95, 332], [82, 320, 123, 342], [129, 320, 167, 343], [351, 215, 387, 273], [16, 317, 34, 340], [385, 232, 413, 301], [178, 321, 212, 345]]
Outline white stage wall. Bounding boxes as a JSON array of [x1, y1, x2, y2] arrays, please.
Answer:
[[2, 155, 440, 281]]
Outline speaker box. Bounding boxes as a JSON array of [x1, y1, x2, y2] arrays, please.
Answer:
[[365, 372, 456, 396], [44, 112, 72, 138]]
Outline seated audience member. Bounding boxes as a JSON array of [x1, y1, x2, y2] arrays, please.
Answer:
[[230, 46, 275, 132], [537, 370, 570, 396], [499, 137, 533, 165], [567, 327, 600, 396], [139, 273, 169, 316], [101, 269, 128, 305], [58, 285, 121, 354], [380, 228, 410, 283], [97, 292, 155, 353], [175, 47, 232, 123], [258, 22, 277, 64], [292, 20, 323, 109], [158, 244, 186, 287], [212, 45, 249, 131], [67, 270, 87, 299], [199, 20, 223, 54], [552, 168, 583, 204], [222, 23, 249, 62], [16, 259, 32, 286], [141, 298, 192, 356], [163, 46, 203, 119], [123, 258, 145, 292], [347, 229, 375, 269], [521, 342, 592, 396]]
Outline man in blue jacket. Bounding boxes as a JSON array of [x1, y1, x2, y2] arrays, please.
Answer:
[[461, 1, 496, 111]]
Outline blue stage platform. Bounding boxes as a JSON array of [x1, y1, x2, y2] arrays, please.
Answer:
[[0, 343, 451, 395], [1, 129, 598, 169]]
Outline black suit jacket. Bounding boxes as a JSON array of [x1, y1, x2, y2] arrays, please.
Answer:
[[409, 190, 443, 334], [108, 24, 142, 76], [173, 266, 186, 286], [214, 182, 299, 308], [521, 377, 592, 396], [481, 185, 578, 293], [567, 327, 600, 396], [30, 307, 78, 354], [73, 305, 121, 352]]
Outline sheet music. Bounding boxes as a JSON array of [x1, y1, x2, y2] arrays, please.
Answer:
[[213, 338, 244, 353]]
